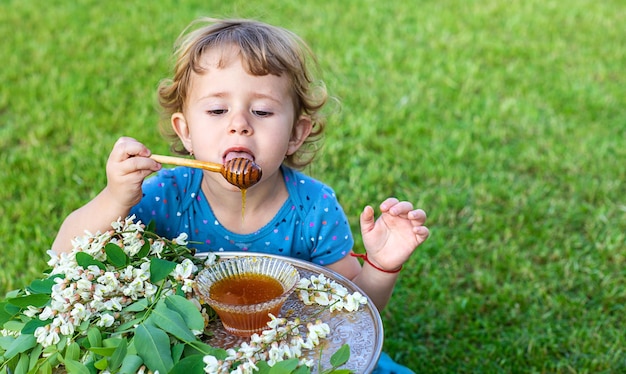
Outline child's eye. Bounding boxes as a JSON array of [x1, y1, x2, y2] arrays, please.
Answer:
[[253, 110, 272, 117], [207, 109, 227, 115]]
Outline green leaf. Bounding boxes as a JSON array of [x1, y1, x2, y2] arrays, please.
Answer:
[[134, 323, 174, 373], [255, 361, 272, 374], [169, 354, 206, 374], [64, 341, 81, 362], [6, 294, 50, 308], [87, 327, 102, 348], [137, 240, 151, 258], [145, 220, 156, 233], [0, 301, 19, 324], [122, 298, 149, 313], [88, 347, 116, 356], [0, 335, 15, 349], [105, 243, 129, 267], [119, 354, 143, 374], [183, 341, 227, 358], [269, 358, 299, 373], [3, 334, 36, 359], [39, 361, 53, 374], [172, 343, 185, 363], [102, 336, 125, 348], [26, 275, 64, 295], [109, 338, 128, 371], [65, 358, 91, 374], [149, 257, 177, 283], [94, 357, 108, 370], [75, 252, 106, 271], [115, 316, 145, 334], [3, 320, 25, 332], [292, 366, 311, 374], [22, 318, 51, 334], [330, 344, 351, 367], [28, 344, 43, 370], [164, 295, 205, 331], [151, 300, 197, 342], [14, 352, 30, 374]]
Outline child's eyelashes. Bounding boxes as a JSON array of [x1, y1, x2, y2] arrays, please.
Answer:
[[252, 110, 273, 117], [204, 109, 274, 117], [206, 109, 227, 115]]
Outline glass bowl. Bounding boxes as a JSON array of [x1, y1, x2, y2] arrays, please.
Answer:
[[195, 255, 300, 337]]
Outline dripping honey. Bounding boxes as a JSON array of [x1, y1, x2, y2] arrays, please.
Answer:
[[241, 188, 246, 222], [210, 273, 283, 305]]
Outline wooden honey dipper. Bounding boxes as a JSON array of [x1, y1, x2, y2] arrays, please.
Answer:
[[150, 154, 262, 189]]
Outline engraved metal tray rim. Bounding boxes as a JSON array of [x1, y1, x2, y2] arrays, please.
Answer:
[[195, 251, 383, 373]]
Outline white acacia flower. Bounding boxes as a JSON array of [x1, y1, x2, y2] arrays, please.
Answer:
[[0, 329, 20, 337], [150, 240, 165, 257], [181, 279, 195, 293], [96, 313, 115, 328], [103, 297, 124, 311], [174, 232, 188, 245], [58, 283, 77, 301], [119, 265, 135, 281], [97, 274, 120, 294], [266, 314, 285, 329], [143, 282, 158, 299], [39, 306, 55, 321], [306, 320, 330, 347], [58, 315, 75, 336], [123, 278, 145, 300], [46, 249, 61, 267], [70, 302, 89, 320], [343, 291, 368, 312], [241, 361, 259, 374], [173, 258, 197, 280], [203, 355, 220, 374], [34, 326, 60, 347], [76, 277, 93, 293], [122, 237, 144, 257], [23, 306, 41, 318], [299, 357, 315, 368], [313, 291, 332, 306]]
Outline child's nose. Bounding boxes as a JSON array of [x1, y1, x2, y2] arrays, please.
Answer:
[[227, 113, 253, 135]]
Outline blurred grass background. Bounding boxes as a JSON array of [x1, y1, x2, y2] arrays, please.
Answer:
[[1, 0, 625, 372]]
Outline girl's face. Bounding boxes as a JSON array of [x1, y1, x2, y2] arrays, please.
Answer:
[[171, 46, 311, 190]]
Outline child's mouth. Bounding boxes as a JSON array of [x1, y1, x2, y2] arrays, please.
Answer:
[[223, 149, 254, 163]]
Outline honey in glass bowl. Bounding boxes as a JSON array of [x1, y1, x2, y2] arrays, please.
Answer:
[[195, 256, 300, 337]]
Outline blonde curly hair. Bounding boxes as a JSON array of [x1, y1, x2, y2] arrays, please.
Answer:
[[157, 17, 328, 169]]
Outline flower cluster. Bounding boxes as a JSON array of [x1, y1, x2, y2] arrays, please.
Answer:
[[297, 274, 368, 312], [203, 315, 331, 374], [0, 215, 367, 374], [27, 216, 207, 348]]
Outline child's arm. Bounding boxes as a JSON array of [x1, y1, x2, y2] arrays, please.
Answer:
[[51, 137, 161, 253], [327, 198, 429, 310]]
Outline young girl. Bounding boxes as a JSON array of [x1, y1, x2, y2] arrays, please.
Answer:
[[52, 17, 428, 372]]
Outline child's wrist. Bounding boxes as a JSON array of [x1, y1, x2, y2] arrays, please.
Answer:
[[350, 252, 402, 273]]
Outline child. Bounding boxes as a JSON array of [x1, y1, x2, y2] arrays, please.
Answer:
[[52, 18, 428, 373]]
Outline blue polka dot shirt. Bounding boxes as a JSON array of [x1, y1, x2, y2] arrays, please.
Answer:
[[130, 165, 354, 266]]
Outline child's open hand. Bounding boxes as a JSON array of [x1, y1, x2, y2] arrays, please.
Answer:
[[105, 137, 161, 209], [359, 197, 429, 272]]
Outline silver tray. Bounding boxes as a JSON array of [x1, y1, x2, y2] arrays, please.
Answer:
[[196, 252, 383, 373]]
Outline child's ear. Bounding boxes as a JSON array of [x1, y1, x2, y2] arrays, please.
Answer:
[[171, 112, 193, 153], [286, 116, 313, 155]]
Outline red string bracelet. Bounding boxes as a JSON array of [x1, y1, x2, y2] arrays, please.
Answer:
[[350, 252, 402, 274]]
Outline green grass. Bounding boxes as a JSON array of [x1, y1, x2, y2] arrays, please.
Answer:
[[1, 0, 625, 372]]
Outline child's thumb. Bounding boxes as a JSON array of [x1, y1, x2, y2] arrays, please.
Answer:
[[360, 205, 375, 234]]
